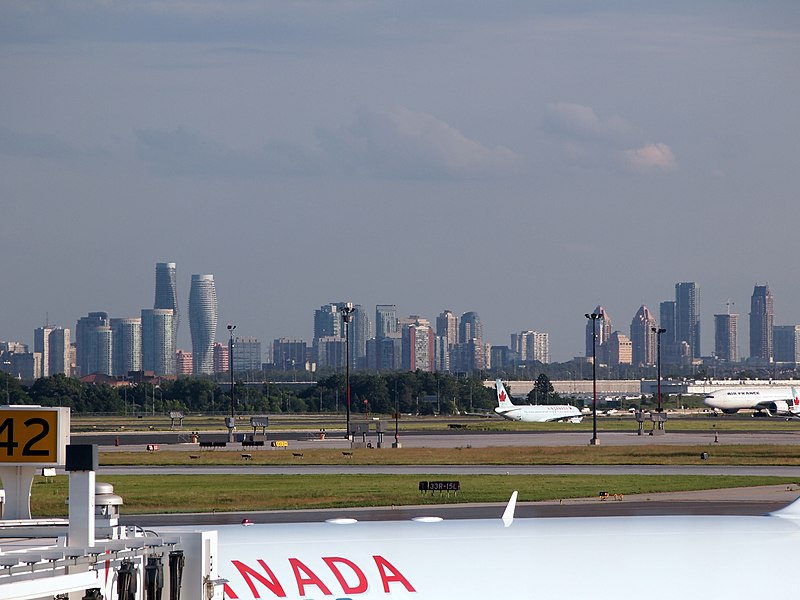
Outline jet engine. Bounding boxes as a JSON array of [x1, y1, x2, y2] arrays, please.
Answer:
[[767, 401, 790, 415]]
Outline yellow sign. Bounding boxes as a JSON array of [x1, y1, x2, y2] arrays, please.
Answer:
[[0, 408, 66, 464], [271, 440, 289, 448]]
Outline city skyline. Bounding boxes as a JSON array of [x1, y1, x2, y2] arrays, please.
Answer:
[[2, 3, 799, 362], [2, 266, 797, 367]]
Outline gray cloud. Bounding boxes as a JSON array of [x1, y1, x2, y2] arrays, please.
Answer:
[[543, 103, 639, 143], [317, 106, 521, 180], [0, 126, 87, 160]]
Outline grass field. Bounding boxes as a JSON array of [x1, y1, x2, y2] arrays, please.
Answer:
[[99, 444, 800, 466], [30, 474, 800, 516]]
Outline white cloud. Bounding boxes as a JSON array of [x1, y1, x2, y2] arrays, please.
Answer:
[[318, 106, 521, 179], [622, 142, 677, 172]]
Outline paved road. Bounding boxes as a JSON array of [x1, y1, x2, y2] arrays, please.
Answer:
[[120, 485, 800, 527], [81, 429, 800, 451]]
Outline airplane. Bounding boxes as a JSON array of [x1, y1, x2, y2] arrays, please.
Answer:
[[703, 386, 800, 417], [208, 490, 800, 599], [494, 379, 582, 423]]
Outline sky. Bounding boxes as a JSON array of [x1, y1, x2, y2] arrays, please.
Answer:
[[2, 1, 800, 362]]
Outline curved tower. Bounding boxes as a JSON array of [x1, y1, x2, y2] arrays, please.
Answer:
[[155, 262, 179, 371], [189, 274, 218, 375]]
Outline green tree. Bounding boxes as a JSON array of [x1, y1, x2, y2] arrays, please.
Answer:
[[528, 373, 556, 404]]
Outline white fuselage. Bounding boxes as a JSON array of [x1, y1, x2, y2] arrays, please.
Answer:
[[494, 404, 582, 422], [214, 512, 800, 599], [704, 386, 799, 415]]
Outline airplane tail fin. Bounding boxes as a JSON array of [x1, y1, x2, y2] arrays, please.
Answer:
[[792, 387, 800, 414], [496, 379, 513, 408]]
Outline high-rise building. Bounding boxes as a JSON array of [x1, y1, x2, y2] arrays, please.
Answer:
[[76, 312, 110, 377], [675, 282, 700, 359], [316, 337, 345, 370], [273, 339, 307, 371], [33, 326, 52, 378], [630, 306, 657, 367], [513, 331, 549, 364], [154, 262, 179, 373], [606, 331, 633, 366], [213, 342, 229, 373], [585, 306, 612, 359], [188, 274, 218, 376], [402, 322, 434, 372], [232, 337, 261, 372], [86, 325, 112, 376], [314, 304, 342, 340], [436, 310, 458, 346], [773, 325, 800, 364], [659, 301, 678, 363], [749, 284, 774, 363], [176, 350, 193, 375], [111, 318, 142, 376], [33, 326, 71, 378], [714, 313, 738, 362], [375, 305, 398, 340], [141, 309, 176, 376], [351, 304, 371, 369], [459, 311, 483, 343]]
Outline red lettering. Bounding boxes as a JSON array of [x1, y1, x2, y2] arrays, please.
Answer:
[[374, 555, 416, 593], [289, 558, 333, 596], [322, 556, 368, 594], [224, 582, 239, 599], [231, 559, 287, 598]]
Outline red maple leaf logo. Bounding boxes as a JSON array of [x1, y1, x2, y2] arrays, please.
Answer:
[[499, 391, 506, 401]]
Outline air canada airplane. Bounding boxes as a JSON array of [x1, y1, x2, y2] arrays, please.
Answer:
[[208, 491, 800, 599], [494, 379, 582, 422], [704, 386, 800, 417]]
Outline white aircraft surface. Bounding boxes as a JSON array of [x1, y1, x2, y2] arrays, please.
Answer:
[[494, 379, 582, 422], [704, 386, 800, 417], [210, 491, 800, 599]]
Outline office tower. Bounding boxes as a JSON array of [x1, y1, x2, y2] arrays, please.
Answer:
[[773, 325, 800, 364], [141, 308, 176, 376], [585, 306, 612, 358], [232, 337, 261, 372], [630, 305, 657, 367], [436, 310, 458, 346], [375, 305, 398, 340], [402, 322, 434, 371], [111, 318, 142, 376], [188, 274, 218, 376], [366, 334, 402, 371], [154, 262, 179, 372], [714, 313, 738, 362], [606, 331, 633, 366], [750, 284, 774, 363], [213, 342, 229, 373], [76, 312, 110, 377], [273, 339, 308, 372], [459, 311, 483, 343], [675, 282, 700, 359]]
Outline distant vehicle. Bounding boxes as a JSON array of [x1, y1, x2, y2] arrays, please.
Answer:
[[494, 379, 582, 423], [704, 386, 800, 417]]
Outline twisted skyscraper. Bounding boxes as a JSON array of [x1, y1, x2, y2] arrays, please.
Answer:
[[189, 274, 218, 375]]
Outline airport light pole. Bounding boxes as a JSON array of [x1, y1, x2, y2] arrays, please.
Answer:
[[339, 303, 355, 441], [227, 324, 236, 442], [652, 327, 667, 412], [585, 312, 601, 446]]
